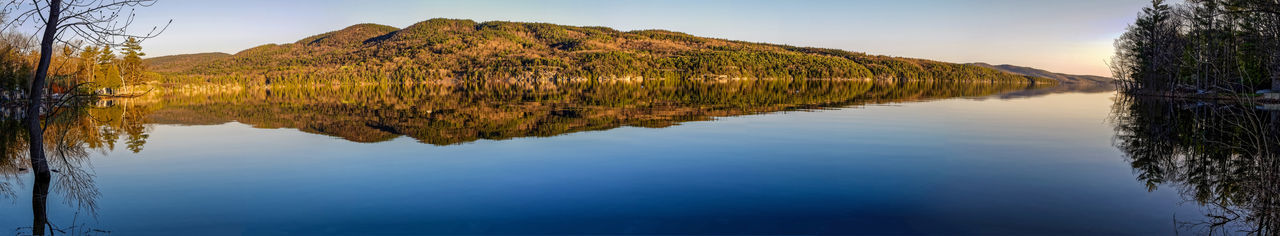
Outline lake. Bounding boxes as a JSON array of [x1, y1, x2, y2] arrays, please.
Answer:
[[0, 80, 1273, 235]]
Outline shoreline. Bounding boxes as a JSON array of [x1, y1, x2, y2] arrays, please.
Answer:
[[1125, 91, 1280, 104]]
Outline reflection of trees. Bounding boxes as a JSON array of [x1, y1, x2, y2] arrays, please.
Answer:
[[0, 79, 1047, 234], [141, 80, 1041, 145], [1111, 95, 1279, 235], [0, 115, 25, 200], [1, 100, 152, 235]]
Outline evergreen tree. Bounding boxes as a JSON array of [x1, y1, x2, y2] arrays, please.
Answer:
[[1131, 0, 1175, 91], [1113, 0, 1278, 93], [96, 45, 121, 89], [120, 37, 146, 85], [78, 46, 101, 87]]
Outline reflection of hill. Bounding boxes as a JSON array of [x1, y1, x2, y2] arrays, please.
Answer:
[[145, 108, 232, 125], [141, 80, 1042, 145], [1111, 96, 1279, 235], [996, 82, 1115, 99]]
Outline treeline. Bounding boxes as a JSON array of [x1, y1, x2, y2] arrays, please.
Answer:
[[0, 32, 153, 99], [146, 19, 1053, 86], [1112, 0, 1280, 93]]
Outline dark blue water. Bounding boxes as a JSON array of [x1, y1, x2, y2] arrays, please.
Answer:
[[0, 92, 1206, 235]]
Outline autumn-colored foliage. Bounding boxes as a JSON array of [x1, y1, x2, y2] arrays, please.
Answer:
[[146, 19, 1052, 86]]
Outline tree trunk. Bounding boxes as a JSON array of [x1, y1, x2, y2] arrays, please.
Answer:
[[1273, 71, 1280, 91], [30, 171, 50, 235], [1272, 36, 1280, 91], [25, 0, 61, 175]]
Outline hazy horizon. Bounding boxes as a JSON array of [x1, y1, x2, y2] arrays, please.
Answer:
[[120, 0, 1148, 77]]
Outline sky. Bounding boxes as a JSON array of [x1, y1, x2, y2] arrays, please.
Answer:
[[124, 0, 1151, 77]]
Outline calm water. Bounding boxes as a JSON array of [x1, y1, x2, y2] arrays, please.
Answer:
[[0, 81, 1273, 235]]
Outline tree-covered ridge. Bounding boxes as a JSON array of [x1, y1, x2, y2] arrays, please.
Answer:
[[145, 52, 230, 73], [296, 23, 401, 47], [136, 80, 1044, 145], [145, 18, 1053, 86]]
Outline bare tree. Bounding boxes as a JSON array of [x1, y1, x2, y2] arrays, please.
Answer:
[[1, 0, 167, 174], [1, 1, 166, 235]]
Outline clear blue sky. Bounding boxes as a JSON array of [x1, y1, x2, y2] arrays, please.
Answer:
[[128, 0, 1149, 77]]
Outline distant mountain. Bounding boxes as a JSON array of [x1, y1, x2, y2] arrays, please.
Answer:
[[144, 18, 1054, 86], [968, 63, 1113, 85], [146, 52, 231, 73], [968, 63, 1115, 94]]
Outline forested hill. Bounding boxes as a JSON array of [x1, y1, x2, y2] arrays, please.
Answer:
[[145, 18, 1053, 85], [146, 52, 231, 73]]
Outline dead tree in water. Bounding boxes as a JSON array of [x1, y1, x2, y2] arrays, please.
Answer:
[[1, 1, 166, 235]]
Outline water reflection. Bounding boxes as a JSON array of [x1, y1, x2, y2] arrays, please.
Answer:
[[141, 79, 1044, 145], [1111, 96, 1280, 235], [1, 99, 138, 235], [0, 79, 1053, 234]]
